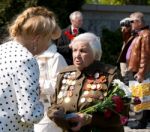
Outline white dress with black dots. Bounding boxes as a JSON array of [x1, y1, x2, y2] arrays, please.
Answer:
[[0, 40, 44, 132]]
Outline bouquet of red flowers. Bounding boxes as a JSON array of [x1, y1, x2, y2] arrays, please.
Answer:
[[80, 79, 141, 125]]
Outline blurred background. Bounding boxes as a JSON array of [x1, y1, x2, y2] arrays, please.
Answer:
[[1, 0, 150, 65]]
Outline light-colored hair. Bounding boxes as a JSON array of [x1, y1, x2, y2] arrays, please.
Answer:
[[8, 6, 61, 40], [69, 11, 83, 21], [130, 12, 145, 24], [70, 32, 102, 61]]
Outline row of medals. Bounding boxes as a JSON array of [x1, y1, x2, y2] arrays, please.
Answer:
[[57, 71, 108, 104]]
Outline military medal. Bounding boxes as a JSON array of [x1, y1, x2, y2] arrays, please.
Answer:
[[99, 75, 107, 83], [58, 91, 63, 99], [62, 79, 67, 84], [69, 85, 75, 90], [86, 83, 91, 90], [91, 84, 97, 90], [80, 97, 86, 103], [67, 90, 73, 97], [63, 90, 67, 97], [64, 97, 70, 103], [94, 72, 100, 79], [83, 91, 89, 95], [103, 92, 107, 97], [87, 98, 93, 102]]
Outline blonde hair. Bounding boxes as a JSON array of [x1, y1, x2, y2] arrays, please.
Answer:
[[8, 6, 61, 40]]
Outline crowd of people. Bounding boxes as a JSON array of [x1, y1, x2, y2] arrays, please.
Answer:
[[0, 6, 150, 132]]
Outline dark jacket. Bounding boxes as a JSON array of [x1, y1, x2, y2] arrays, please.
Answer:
[[117, 35, 134, 63], [48, 61, 128, 132], [56, 26, 86, 65]]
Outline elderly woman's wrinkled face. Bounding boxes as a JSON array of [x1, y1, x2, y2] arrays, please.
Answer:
[[72, 41, 94, 70]]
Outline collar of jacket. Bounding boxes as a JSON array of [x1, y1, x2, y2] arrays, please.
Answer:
[[83, 61, 117, 76], [131, 25, 149, 36], [59, 61, 117, 78]]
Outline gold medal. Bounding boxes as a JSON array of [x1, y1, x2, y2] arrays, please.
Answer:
[[80, 97, 86, 103], [58, 91, 63, 99], [83, 91, 89, 95], [91, 84, 97, 90], [103, 92, 107, 97], [71, 80, 76, 85], [94, 72, 100, 79], [101, 84, 108, 91], [67, 90, 73, 97], [69, 85, 75, 90], [97, 84, 102, 90], [61, 85, 66, 90], [64, 97, 70, 103], [87, 98, 93, 102], [62, 79, 67, 84], [63, 91, 67, 97], [87, 84, 91, 89]]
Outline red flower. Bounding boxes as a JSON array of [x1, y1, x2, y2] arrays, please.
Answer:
[[104, 109, 112, 118], [73, 28, 78, 35], [132, 96, 141, 105], [120, 115, 128, 125], [112, 96, 124, 113], [64, 30, 75, 40]]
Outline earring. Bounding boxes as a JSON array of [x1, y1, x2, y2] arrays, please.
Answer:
[[32, 43, 37, 52]]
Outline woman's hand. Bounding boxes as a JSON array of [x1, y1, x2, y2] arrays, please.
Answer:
[[67, 113, 92, 131], [53, 107, 70, 129]]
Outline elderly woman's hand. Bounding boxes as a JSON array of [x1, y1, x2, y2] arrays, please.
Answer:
[[67, 113, 92, 131], [48, 106, 70, 130]]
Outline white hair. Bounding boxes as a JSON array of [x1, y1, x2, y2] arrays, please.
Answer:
[[70, 32, 102, 61], [130, 12, 145, 24], [69, 11, 83, 20], [120, 17, 133, 24]]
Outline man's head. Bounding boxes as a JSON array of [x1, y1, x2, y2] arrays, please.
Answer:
[[130, 12, 145, 30], [69, 11, 83, 28]]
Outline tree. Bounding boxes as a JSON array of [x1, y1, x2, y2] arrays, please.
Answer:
[[86, 0, 150, 5]]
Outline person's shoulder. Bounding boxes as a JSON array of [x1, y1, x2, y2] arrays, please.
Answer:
[[94, 61, 118, 75], [79, 27, 86, 33], [62, 26, 71, 32], [59, 65, 77, 73], [139, 27, 150, 37]]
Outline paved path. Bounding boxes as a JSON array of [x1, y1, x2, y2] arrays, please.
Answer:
[[124, 126, 150, 132]]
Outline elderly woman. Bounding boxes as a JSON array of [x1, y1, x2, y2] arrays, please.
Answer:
[[48, 33, 127, 132]]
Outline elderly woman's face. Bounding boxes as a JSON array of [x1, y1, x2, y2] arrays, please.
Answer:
[[72, 41, 94, 70]]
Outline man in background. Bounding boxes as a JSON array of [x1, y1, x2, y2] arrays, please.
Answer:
[[56, 11, 86, 65], [125, 12, 150, 129], [117, 17, 134, 79]]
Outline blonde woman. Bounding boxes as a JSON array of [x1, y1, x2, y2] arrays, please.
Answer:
[[0, 6, 61, 132]]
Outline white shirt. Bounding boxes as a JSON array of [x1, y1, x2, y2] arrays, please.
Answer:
[[37, 44, 67, 103], [34, 44, 67, 132], [0, 40, 44, 132]]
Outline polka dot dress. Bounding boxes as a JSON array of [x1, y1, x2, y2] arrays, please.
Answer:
[[0, 41, 44, 132]]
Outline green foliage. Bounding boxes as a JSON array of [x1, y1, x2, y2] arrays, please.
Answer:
[[101, 28, 123, 65], [0, 0, 85, 43], [86, 0, 150, 5]]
